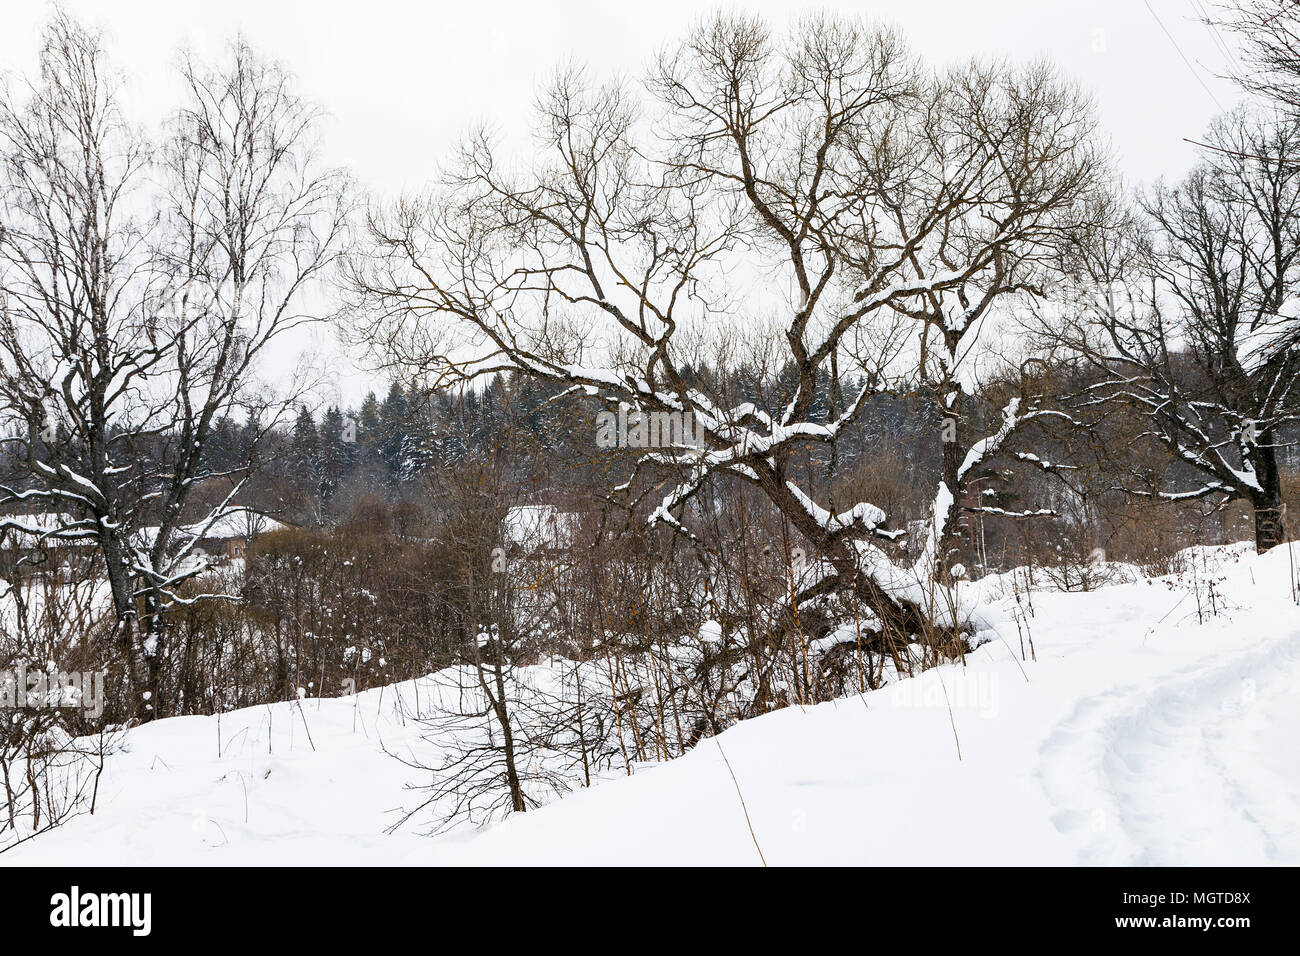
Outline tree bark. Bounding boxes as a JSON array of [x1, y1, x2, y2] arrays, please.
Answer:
[[1250, 441, 1284, 552], [101, 532, 157, 721], [937, 395, 966, 583]]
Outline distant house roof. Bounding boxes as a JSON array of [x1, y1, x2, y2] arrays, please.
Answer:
[[0, 513, 97, 549], [180, 508, 290, 541], [0, 508, 289, 552], [139, 508, 290, 549], [503, 505, 578, 552]]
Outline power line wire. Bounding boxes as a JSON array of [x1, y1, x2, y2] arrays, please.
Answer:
[[1145, 0, 1226, 111], [1190, 0, 1245, 77]]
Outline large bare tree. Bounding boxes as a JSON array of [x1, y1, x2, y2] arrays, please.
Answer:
[[0, 13, 349, 719], [1051, 109, 1300, 552], [349, 13, 1102, 643]]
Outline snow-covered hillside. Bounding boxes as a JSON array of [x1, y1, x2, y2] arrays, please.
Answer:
[[6, 544, 1298, 866]]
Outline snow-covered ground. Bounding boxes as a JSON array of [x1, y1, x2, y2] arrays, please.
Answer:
[[5, 543, 1298, 866]]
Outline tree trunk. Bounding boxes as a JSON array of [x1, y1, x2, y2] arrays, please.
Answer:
[[101, 533, 156, 722], [936, 392, 968, 583], [487, 651, 526, 813], [1252, 442, 1285, 553]]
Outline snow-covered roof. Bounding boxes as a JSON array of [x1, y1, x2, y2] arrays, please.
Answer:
[[503, 505, 578, 551], [180, 508, 290, 541], [0, 513, 97, 549], [138, 508, 290, 548], [0, 508, 289, 552]]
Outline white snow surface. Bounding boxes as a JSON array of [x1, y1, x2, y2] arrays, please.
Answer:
[[5, 543, 1299, 866], [502, 504, 579, 551]]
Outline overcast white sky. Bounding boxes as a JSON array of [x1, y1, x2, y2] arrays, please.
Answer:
[[0, 0, 1246, 406]]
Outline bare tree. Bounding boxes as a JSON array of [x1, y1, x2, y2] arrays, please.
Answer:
[[387, 454, 573, 831], [877, 58, 1104, 578], [1213, 0, 1300, 118], [0, 13, 349, 720], [349, 13, 1102, 645], [1049, 110, 1300, 551]]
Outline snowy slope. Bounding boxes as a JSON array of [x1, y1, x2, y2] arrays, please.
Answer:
[[5, 544, 1299, 866]]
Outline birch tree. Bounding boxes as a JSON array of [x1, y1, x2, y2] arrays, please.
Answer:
[[0, 14, 349, 719]]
